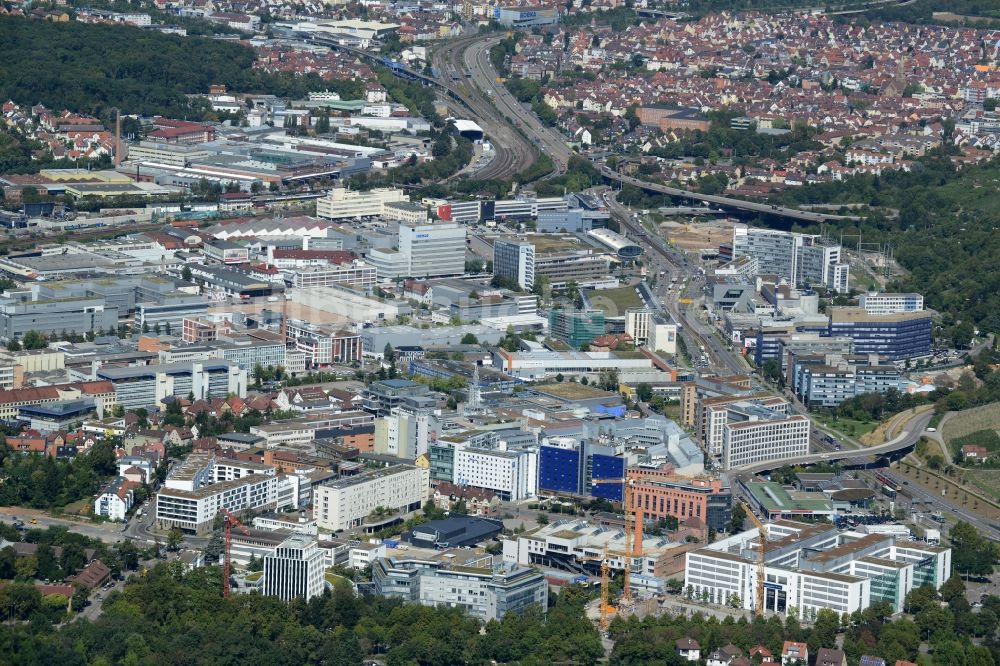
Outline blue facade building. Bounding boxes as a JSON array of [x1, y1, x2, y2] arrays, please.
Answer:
[[538, 443, 581, 495], [828, 308, 932, 360], [590, 453, 624, 501], [538, 438, 623, 501]]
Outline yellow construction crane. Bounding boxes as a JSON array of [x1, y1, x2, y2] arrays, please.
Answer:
[[579, 546, 616, 631], [589, 475, 642, 627], [739, 499, 767, 617]]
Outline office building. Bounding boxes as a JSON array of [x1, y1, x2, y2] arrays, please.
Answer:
[[685, 520, 950, 616], [537, 436, 624, 501], [626, 308, 678, 354], [549, 310, 605, 350], [289, 262, 377, 289], [723, 412, 810, 470], [493, 239, 535, 290], [315, 187, 408, 220], [828, 308, 933, 360], [698, 394, 790, 458], [793, 355, 906, 408], [503, 518, 696, 584], [263, 534, 325, 601], [0, 296, 118, 341], [742, 480, 835, 520], [372, 556, 548, 622], [0, 380, 117, 421], [492, 348, 654, 380], [286, 320, 362, 366], [313, 465, 428, 531], [398, 220, 466, 278], [732, 226, 849, 293], [362, 378, 431, 416], [630, 470, 732, 533], [97, 360, 247, 410], [858, 292, 925, 316]]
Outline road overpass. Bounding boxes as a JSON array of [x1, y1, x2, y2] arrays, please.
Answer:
[[602, 167, 863, 224], [734, 411, 933, 475]]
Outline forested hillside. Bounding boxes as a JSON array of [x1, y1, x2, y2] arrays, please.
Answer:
[[770, 155, 1000, 342], [0, 17, 358, 117]]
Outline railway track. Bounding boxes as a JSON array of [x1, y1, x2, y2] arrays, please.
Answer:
[[430, 34, 538, 181]]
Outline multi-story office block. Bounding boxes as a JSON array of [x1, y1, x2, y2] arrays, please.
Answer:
[[828, 308, 932, 360], [548, 309, 604, 349], [721, 407, 809, 470], [372, 557, 547, 622], [493, 239, 535, 290], [630, 469, 732, 533], [315, 187, 408, 220], [97, 360, 246, 410], [732, 226, 849, 293], [263, 534, 325, 601], [858, 292, 925, 315], [685, 520, 950, 616], [398, 221, 466, 278], [537, 436, 624, 501]]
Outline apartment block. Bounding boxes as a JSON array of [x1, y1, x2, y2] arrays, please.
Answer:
[[313, 465, 428, 531]]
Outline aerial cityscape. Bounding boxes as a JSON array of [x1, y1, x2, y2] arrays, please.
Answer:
[[0, 0, 998, 663]]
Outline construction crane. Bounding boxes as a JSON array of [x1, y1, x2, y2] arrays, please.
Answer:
[[739, 499, 767, 617], [220, 507, 250, 598], [579, 546, 615, 631], [589, 474, 642, 627]]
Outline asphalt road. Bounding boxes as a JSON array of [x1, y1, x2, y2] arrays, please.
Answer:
[[600, 166, 862, 224], [734, 410, 935, 474]]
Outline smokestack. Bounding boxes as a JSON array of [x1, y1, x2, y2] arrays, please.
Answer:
[[114, 110, 121, 168]]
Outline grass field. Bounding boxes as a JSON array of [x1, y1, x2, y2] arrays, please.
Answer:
[[586, 286, 645, 316], [943, 402, 1000, 441], [60, 498, 92, 517], [324, 571, 352, 590], [964, 469, 1000, 501], [813, 414, 878, 439]]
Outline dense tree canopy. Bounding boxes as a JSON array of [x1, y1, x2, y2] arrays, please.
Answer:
[[0, 17, 361, 118], [0, 566, 602, 665]]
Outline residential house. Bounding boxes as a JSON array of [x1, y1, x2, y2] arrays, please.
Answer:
[[68, 559, 112, 590], [93, 477, 138, 521], [781, 642, 809, 666], [707, 644, 744, 666], [815, 648, 847, 666], [676, 637, 700, 662]]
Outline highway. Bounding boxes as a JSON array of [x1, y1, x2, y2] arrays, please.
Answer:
[[601, 167, 863, 224], [734, 410, 934, 474], [603, 190, 748, 375]]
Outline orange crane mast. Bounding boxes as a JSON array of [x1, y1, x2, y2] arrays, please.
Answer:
[[590, 473, 643, 626], [220, 507, 250, 598]]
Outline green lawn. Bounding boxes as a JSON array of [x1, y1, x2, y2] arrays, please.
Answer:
[[586, 286, 645, 316], [964, 469, 1000, 501], [813, 414, 878, 438], [61, 498, 92, 517], [324, 572, 352, 589]]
